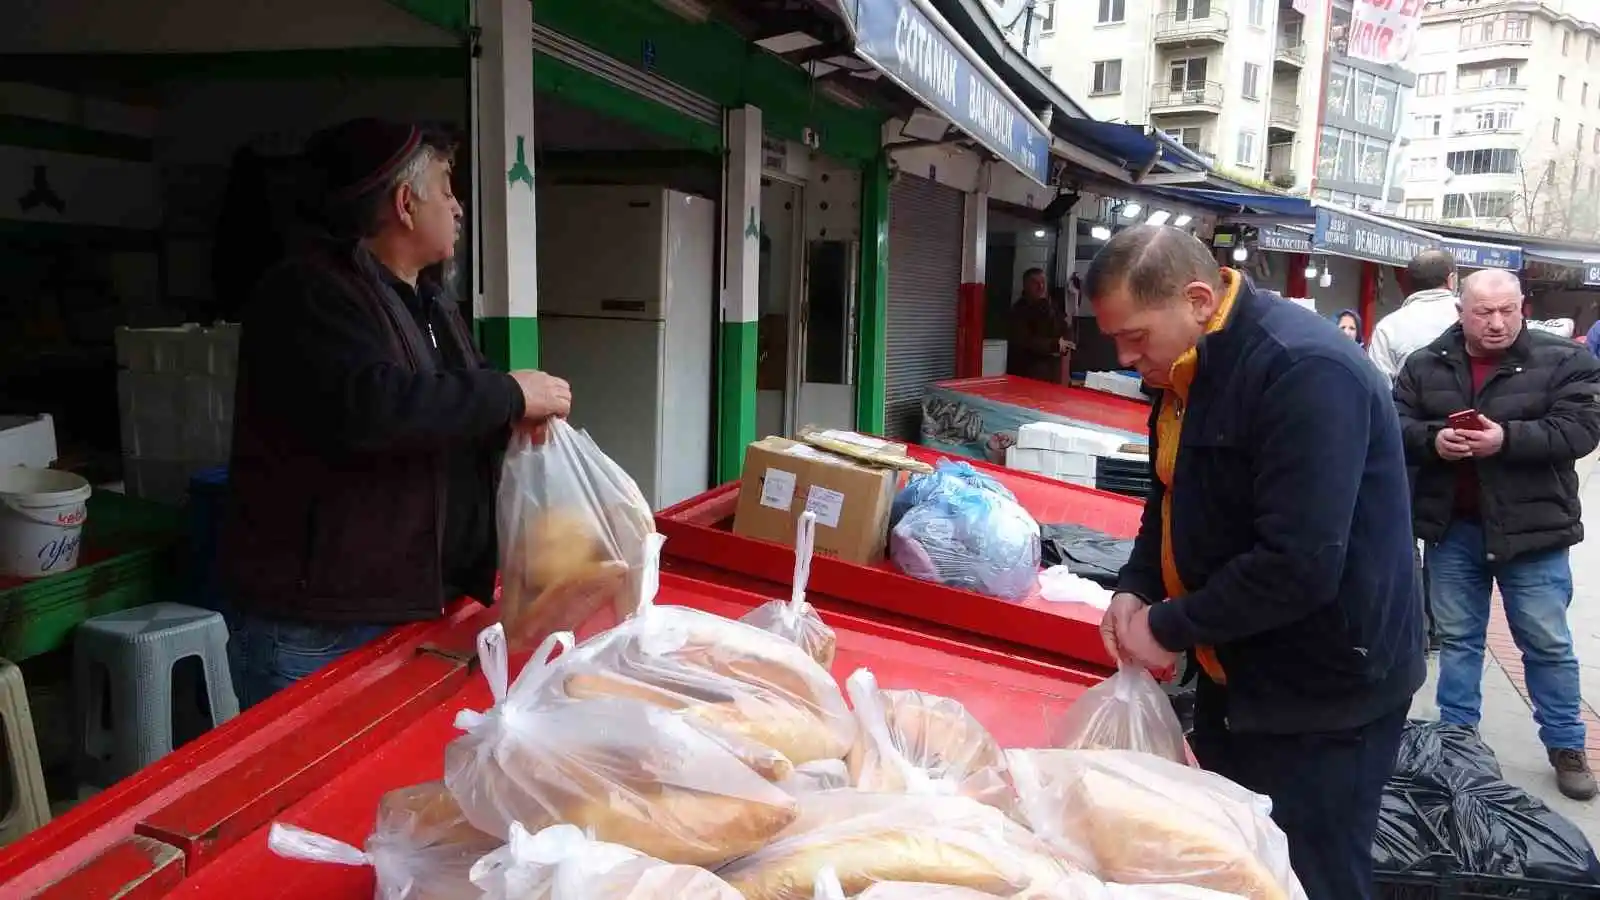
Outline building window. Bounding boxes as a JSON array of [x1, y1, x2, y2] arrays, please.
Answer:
[[1452, 104, 1519, 134], [1168, 57, 1209, 91], [1316, 126, 1390, 187], [1248, 0, 1266, 27], [1242, 63, 1262, 100], [1559, 76, 1567, 101], [1444, 148, 1519, 175], [1418, 72, 1445, 96], [1098, 0, 1126, 24], [1404, 200, 1436, 221], [1457, 66, 1518, 91], [1168, 126, 1205, 152], [1091, 60, 1122, 95], [1460, 13, 1531, 45], [1554, 117, 1562, 143], [1408, 155, 1438, 179], [1039, 0, 1056, 31], [1443, 192, 1514, 219], [1237, 130, 1259, 166], [1413, 114, 1443, 138], [1505, 14, 1530, 40]]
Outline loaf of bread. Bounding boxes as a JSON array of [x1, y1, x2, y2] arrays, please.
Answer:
[[717, 791, 1068, 900], [471, 823, 742, 900], [740, 597, 838, 669], [500, 509, 633, 645], [844, 671, 1011, 811], [1006, 749, 1294, 900], [552, 605, 855, 766], [443, 696, 798, 867]]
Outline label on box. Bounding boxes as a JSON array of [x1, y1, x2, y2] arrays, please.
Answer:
[[819, 429, 889, 451], [804, 486, 845, 528], [761, 468, 797, 510]]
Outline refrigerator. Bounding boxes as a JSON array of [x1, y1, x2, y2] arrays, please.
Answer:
[[536, 185, 715, 510]]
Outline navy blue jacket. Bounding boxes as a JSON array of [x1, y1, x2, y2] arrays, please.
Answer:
[[1119, 283, 1426, 734]]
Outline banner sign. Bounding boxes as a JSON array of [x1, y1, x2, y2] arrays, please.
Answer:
[[1346, 0, 1426, 66], [1587, 263, 1600, 286], [1442, 239, 1522, 271], [1313, 207, 1438, 266], [854, 0, 1051, 185], [1257, 225, 1313, 254]]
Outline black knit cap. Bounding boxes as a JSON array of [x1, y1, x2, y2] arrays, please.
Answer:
[[302, 118, 422, 201]]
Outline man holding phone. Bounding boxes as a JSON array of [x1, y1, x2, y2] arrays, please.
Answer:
[[1394, 269, 1600, 800]]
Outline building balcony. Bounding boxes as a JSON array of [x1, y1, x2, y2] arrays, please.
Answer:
[[1153, 11, 1231, 47], [1269, 99, 1301, 130], [1148, 81, 1225, 114], [1274, 40, 1306, 71]]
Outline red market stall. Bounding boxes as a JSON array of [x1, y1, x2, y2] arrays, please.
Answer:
[[657, 445, 1143, 672], [18, 574, 1109, 898]]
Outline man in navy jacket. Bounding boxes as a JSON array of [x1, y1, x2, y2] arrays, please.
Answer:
[[1090, 226, 1425, 900]]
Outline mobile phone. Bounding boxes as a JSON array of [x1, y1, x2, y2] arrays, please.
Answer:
[[1448, 409, 1487, 431]]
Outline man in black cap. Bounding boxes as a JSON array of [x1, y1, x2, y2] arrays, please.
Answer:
[[220, 118, 570, 706]]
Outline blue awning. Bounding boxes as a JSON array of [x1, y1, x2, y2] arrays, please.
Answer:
[[1311, 205, 1441, 266], [1146, 187, 1315, 218], [847, 0, 1052, 185], [1441, 237, 1522, 271], [1052, 119, 1210, 173]]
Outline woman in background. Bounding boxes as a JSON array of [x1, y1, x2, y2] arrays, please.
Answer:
[[1334, 308, 1363, 344]]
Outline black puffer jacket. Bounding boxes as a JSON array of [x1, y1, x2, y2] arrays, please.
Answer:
[[1394, 323, 1600, 561]]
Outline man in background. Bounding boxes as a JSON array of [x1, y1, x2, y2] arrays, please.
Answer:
[[222, 119, 571, 706], [1368, 249, 1459, 381], [1007, 266, 1074, 381], [1394, 269, 1600, 801], [1093, 225, 1422, 900]]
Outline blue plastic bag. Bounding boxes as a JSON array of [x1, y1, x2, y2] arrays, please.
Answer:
[[889, 481, 1040, 600], [890, 460, 1016, 529]]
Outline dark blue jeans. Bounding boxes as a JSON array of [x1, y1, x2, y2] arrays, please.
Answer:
[[1430, 519, 1585, 750], [229, 615, 387, 709]]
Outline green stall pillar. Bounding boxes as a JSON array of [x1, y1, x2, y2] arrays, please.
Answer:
[[715, 105, 763, 483], [855, 154, 890, 436]]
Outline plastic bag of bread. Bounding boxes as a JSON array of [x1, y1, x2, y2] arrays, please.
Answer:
[[443, 623, 799, 866], [470, 822, 742, 900], [718, 790, 1071, 900], [1017, 870, 1249, 899], [1052, 663, 1187, 764], [843, 668, 1013, 812], [1005, 749, 1306, 900], [265, 781, 501, 900], [812, 865, 1001, 899], [545, 535, 855, 766], [497, 418, 655, 648], [780, 759, 851, 794], [741, 511, 838, 669]]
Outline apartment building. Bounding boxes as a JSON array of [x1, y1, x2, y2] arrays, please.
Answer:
[[1311, 0, 1416, 213], [1398, 1, 1600, 238], [1014, 0, 1326, 191]]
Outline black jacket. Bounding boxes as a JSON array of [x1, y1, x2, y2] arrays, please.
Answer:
[[221, 241, 524, 624], [1121, 282, 1424, 734], [1393, 324, 1600, 561]]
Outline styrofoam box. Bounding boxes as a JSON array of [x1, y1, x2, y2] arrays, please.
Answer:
[[1005, 446, 1045, 472], [0, 414, 58, 468], [117, 371, 186, 461], [1016, 422, 1127, 456], [1085, 371, 1146, 401], [1043, 450, 1097, 478]]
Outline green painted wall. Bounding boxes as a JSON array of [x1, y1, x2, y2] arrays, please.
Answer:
[[856, 155, 890, 436], [479, 316, 541, 370], [716, 320, 759, 483]]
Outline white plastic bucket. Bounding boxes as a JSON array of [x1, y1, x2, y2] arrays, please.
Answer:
[[0, 466, 92, 579]]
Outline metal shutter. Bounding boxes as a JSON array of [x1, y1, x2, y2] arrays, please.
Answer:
[[531, 23, 721, 127], [885, 174, 963, 441]]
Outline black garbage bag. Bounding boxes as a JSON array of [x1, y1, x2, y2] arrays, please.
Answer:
[[1375, 721, 1600, 887], [1039, 523, 1134, 585], [1394, 720, 1502, 782]]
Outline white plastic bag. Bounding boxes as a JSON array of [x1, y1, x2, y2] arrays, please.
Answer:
[[470, 822, 742, 900], [1006, 749, 1305, 900], [544, 534, 856, 767], [497, 418, 655, 648], [718, 790, 1068, 900], [779, 759, 851, 794], [1053, 663, 1187, 764], [442, 621, 799, 866], [266, 795, 499, 900], [741, 511, 838, 669], [843, 669, 1013, 811]]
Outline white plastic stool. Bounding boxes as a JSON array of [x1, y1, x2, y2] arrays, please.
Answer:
[[74, 603, 239, 788], [0, 658, 49, 845]]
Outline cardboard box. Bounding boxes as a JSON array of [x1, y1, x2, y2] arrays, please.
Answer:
[[733, 437, 898, 564]]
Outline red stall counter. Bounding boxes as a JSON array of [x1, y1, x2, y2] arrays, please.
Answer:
[[658, 445, 1142, 672], [935, 376, 1151, 435], [39, 574, 1106, 899]]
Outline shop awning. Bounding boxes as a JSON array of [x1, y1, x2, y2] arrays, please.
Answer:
[[1310, 203, 1442, 266], [844, 0, 1052, 185], [1051, 120, 1211, 175], [1257, 224, 1313, 253], [1441, 236, 1522, 271], [1520, 245, 1600, 281], [1142, 186, 1314, 218]]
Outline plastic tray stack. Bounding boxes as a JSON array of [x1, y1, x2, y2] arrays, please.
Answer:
[[114, 325, 240, 506]]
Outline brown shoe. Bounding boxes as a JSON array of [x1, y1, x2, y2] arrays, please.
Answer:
[[1549, 749, 1598, 801]]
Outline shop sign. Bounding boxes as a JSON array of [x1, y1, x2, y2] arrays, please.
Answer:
[[1441, 239, 1522, 271], [1313, 207, 1437, 266], [1346, 0, 1426, 66], [851, 0, 1051, 185], [1257, 225, 1311, 254], [1586, 263, 1600, 287]]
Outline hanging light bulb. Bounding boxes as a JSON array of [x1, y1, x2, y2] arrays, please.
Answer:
[[1304, 262, 1320, 279], [1090, 225, 1112, 240], [1320, 270, 1333, 288], [1121, 202, 1142, 218], [1173, 214, 1192, 227], [1232, 246, 1249, 262], [1033, 229, 1047, 238], [1146, 210, 1172, 226]]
